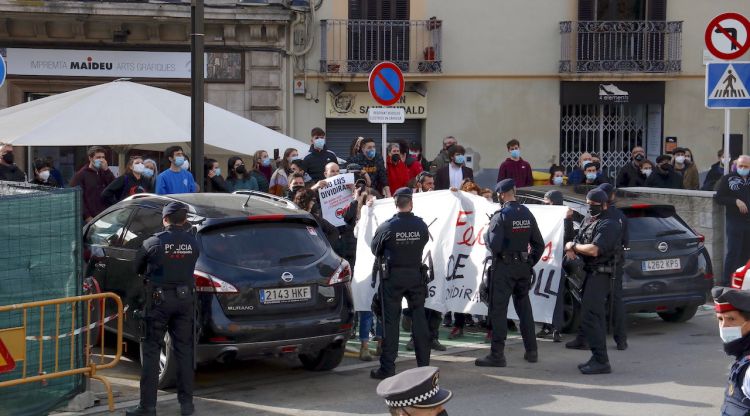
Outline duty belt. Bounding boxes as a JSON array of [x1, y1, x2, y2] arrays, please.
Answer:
[[499, 252, 529, 263]]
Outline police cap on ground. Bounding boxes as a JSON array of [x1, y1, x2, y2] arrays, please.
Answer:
[[586, 189, 608, 204], [393, 187, 413, 198], [162, 201, 189, 218], [495, 178, 515, 194], [598, 183, 615, 198], [544, 190, 563, 205], [376, 366, 452, 409], [713, 287, 750, 313]]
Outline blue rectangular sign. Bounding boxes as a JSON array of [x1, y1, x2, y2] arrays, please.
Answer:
[[706, 61, 750, 109]]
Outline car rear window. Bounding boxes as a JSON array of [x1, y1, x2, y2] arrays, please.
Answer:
[[623, 206, 695, 240], [201, 222, 329, 268]]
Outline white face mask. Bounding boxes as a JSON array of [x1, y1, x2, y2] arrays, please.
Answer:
[[133, 163, 145, 174], [675, 156, 686, 164], [721, 325, 744, 343], [642, 169, 652, 177], [181, 160, 190, 171], [39, 170, 51, 182]]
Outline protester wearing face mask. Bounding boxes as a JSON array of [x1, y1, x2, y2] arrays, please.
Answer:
[[155, 146, 197, 196], [0, 143, 26, 182], [386, 141, 420, 192], [639, 160, 654, 181], [615, 147, 647, 187], [285, 173, 306, 201], [202, 158, 231, 193], [645, 155, 683, 189], [226, 156, 259, 191], [712, 287, 750, 414], [568, 152, 593, 185], [268, 148, 299, 196], [497, 139, 533, 188], [715, 155, 750, 286], [563, 189, 622, 374], [31, 159, 59, 187], [703, 149, 726, 191], [70, 146, 115, 222], [409, 141, 430, 174], [583, 162, 608, 186], [548, 165, 566, 186], [671, 147, 699, 190], [303, 127, 338, 182], [102, 155, 153, 205], [348, 138, 391, 197], [141, 158, 157, 188], [435, 145, 474, 190], [377, 366, 452, 416], [430, 136, 457, 174]]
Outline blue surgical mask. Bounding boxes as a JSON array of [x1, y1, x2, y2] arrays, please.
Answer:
[[586, 172, 597, 181], [142, 168, 154, 178], [93, 159, 103, 169], [214, 168, 221, 176], [314, 138, 326, 150], [510, 149, 521, 159], [365, 149, 376, 159], [739, 168, 750, 177], [454, 155, 465, 165], [553, 176, 564, 185], [174, 156, 185, 167], [262, 158, 271, 167]]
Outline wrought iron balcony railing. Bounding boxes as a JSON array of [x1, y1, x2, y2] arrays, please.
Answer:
[[320, 19, 442, 75], [560, 20, 682, 74]]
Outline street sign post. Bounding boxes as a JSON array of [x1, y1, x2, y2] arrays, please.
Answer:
[[368, 62, 406, 161], [0, 54, 6, 89], [705, 13, 750, 60]]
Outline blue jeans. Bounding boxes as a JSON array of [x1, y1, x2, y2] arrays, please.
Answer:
[[723, 219, 750, 286], [358, 311, 383, 342]]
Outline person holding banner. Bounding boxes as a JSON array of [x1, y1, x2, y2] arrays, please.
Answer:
[[370, 187, 431, 380], [476, 179, 545, 367], [564, 188, 622, 374]]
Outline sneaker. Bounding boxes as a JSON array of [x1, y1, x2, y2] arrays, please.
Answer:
[[536, 327, 551, 339], [125, 405, 156, 416], [181, 402, 195, 416], [565, 338, 589, 350], [405, 338, 415, 351], [475, 354, 507, 367], [552, 330, 562, 343], [578, 357, 596, 370], [616, 340, 628, 351], [370, 367, 395, 380], [359, 345, 373, 361], [448, 327, 464, 340], [524, 350, 538, 363], [579, 360, 612, 374], [431, 339, 447, 351]]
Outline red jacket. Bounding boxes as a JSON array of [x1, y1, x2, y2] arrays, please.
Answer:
[[497, 158, 533, 187], [387, 158, 422, 191]]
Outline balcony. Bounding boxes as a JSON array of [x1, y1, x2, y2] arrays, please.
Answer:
[[559, 20, 682, 74], [320, 19, 442, 77]]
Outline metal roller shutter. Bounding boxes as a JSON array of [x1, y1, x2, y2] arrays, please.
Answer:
[[324, 119, 423, 159]]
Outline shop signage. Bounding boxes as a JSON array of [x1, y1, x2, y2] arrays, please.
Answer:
[[326, 91, 427, 119], [560, 81, 665, 105], [3, 48, 206, 79]]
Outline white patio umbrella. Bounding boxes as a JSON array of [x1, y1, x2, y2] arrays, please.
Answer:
[[0, 80, 309, 157]]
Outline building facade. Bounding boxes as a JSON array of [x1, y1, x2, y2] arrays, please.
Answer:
[[292, 0, 750, 184]]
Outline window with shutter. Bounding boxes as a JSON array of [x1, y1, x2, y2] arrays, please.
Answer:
[[578, 0, 595, 21], [647, 0, 667, 21], [348, 0, 411, 72]]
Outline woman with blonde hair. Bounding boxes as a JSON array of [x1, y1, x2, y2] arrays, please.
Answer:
[[269, 148, 299, 196]]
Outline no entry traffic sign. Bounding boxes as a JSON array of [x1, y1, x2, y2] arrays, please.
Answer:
[[368, 62, 404, 107], [705, 13, 750, 60]]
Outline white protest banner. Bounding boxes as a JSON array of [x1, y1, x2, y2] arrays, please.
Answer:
[[352, 190, 566, 324], [318, 173, 354, 227]]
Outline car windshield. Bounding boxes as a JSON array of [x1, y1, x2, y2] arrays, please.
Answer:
[[201, 222, 329, 268], [623, 206, 695, 241]]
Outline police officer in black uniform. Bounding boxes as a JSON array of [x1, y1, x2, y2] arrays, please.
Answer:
[[564, 189, 622, 374], [127, 202, 200, 416], [599, 183, 629, 350], [713, 286, 750, 415], [476, 179, 545, 367], [370, 187, 430, 380]]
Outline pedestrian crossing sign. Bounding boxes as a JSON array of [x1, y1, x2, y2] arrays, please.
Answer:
[[706, 61, 750, 108]]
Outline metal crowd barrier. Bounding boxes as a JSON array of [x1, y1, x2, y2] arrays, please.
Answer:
[[0, 292, 123, 411]]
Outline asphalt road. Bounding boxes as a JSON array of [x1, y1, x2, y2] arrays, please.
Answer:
[[63, 306, 729, 416]]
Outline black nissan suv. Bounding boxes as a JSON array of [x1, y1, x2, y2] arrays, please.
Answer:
[[83, 192, 354, 388], [516, 185, 713, 332]]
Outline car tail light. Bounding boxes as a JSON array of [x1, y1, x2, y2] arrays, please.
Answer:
[[655, 306, 668, 312], [208, 336, 232, 343], [697, 234, 705, 248], [194, 270, 239, 294], [327, 260, 351, 286], [629, 204, 651, 210]]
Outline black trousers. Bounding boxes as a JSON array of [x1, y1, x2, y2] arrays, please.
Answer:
[[403, 307, 442, 340], [581, 272, 611, 364], [488, 262, 536, 356], [609, 265, 626, 343], [140, 289, 194, 408], [380, 268, 430, 373]]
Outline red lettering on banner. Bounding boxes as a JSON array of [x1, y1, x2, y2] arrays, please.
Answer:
[[456, 211, 473, 227], [457, 225, 486, 247], [540, 241, 553, 262]]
